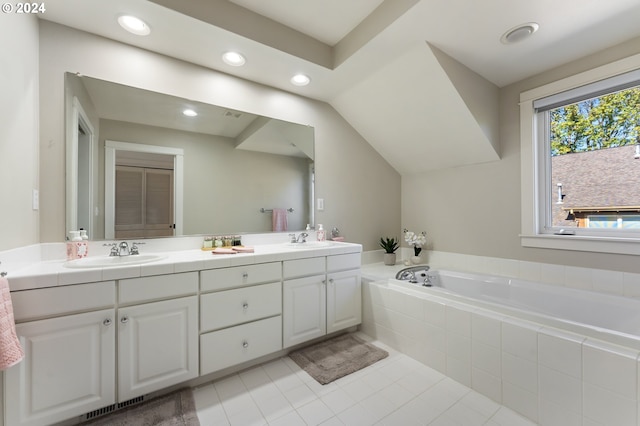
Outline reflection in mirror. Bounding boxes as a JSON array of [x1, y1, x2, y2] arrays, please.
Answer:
[[65, 73, 315, 240]]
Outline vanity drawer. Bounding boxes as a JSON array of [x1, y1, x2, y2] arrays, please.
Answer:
[[283, 257, 325, 279], [12, 281, 116, 322], [200, 282, 281, 332], [327, 253, 361, 272], [119, 272, 198, 305], [200, 316, 282, 375], [200, 262, 281, 292]]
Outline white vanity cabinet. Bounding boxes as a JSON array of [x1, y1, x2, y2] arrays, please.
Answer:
[[5, 282, 116, 426], [283, 253, 361, 348], [117, 272, 199, 402], [199, 263, 283, 375]]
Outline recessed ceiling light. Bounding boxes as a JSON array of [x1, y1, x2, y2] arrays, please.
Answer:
[[183, 109, 198, 117], [117, 15, 151, 36], [291, 74, 310, 86], [500, 22, 539, 44], [222, 51, 246, 66]]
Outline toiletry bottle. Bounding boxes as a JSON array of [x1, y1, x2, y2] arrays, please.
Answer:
[[316, 224, 326, 242]]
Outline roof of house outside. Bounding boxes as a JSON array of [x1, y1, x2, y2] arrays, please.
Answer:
[[551, 144, 640, 226]]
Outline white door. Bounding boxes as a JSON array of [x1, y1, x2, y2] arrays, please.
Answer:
[[326, 269, 362, 334], [283, 275, 326, 348], [5, 310, 116, 426], [118, 296, 198, 402]]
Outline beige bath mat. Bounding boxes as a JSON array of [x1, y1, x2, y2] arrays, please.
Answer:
[[288, 333, 389, 385], [82, 388, 199, 426]]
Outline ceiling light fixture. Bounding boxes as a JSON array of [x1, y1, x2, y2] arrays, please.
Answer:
[[183, 109, 198, 117], [290, 74, 310, 86], [117, 15, 151, 36], [222, 51, 246, 66], [500, 22, 539, 44]]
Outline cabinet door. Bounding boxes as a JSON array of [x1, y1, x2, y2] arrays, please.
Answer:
[[283, 275, 326, 348], [327, 269, 362, 334], [118, 296, 198, 402], [5, 310, 116, 426]]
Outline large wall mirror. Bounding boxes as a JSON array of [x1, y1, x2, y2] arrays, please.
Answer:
[[65, 73, 315, 240]]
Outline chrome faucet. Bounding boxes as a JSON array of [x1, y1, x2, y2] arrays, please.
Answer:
[[118, 241, 130, 256], [288, 232, 309, 243], [423, 274, 434, 287]]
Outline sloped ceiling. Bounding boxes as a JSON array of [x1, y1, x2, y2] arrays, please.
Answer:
[[333, 42, 499, 173], [39, 0, 640, 174]]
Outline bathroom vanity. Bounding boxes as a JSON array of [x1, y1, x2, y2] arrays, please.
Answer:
[[3, 240, 362, 426]]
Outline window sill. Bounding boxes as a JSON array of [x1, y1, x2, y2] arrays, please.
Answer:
[[521, 234, 640, 256]]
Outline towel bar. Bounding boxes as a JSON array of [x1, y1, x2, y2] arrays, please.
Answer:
[[260, 208, 294, 213]]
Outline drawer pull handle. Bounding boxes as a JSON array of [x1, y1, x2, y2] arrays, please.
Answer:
[[103, 318, 112, 326], [242, 272, 249, 278], [121, 316, 129, 324], [242, 302, 249, 310], [242, 341, 249, 349]]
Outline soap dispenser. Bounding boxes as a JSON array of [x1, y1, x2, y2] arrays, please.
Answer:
[[316, 224, 326, 242]]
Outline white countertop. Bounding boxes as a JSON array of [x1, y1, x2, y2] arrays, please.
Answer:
[[5, 241, 362, 292]]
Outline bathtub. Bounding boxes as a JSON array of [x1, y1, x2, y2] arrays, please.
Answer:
[[393, 269, 640, 347], [363, 269, 640, 425]]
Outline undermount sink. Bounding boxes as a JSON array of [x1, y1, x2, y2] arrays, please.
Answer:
[[287, 241, 333, 249], [63, 254, 166, 269]]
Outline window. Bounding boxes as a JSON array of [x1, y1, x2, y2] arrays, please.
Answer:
[[520, 53, 640, 255]]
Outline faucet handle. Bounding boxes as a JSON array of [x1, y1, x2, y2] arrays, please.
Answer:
[[288, 233, 296, 243], [104, 243, 119, 257], [130, 242, 145, 255]]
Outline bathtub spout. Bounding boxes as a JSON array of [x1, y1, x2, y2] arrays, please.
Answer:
[[395, 265, 430, 284]]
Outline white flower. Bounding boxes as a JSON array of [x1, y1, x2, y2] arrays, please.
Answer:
[[404, 229, 427, 248]]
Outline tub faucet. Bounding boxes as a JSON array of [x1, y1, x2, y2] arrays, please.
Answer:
[[398, 270, 418, 283]]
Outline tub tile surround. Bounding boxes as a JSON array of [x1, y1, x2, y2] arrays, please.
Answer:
[[363, 248, 640, 300], [361, 253, 640, 425]]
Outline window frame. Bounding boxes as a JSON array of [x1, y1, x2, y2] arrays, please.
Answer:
[[520, 52, 640, 255]]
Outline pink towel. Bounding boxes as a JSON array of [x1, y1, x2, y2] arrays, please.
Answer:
[[0, 277, 24, 370], [272, 208, 288, 232]]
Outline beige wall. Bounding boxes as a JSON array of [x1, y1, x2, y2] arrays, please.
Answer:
[[402, 36, 640, 273], [38, 21, 400, 250], [0, 14, 39, 251]]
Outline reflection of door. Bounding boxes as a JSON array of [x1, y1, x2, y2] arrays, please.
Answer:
[[115, 166, 174, 238]]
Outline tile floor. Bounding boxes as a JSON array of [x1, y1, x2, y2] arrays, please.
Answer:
[[192, 334, 536, 425]]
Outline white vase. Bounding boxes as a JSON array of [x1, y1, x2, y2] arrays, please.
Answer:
[[411, 255, 422, 264], [383, 253, 397, 266]]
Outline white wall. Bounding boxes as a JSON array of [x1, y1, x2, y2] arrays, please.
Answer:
[[0, 14, 39, 251], [402, 36, 640, 273], [38, 21, 400, 250]]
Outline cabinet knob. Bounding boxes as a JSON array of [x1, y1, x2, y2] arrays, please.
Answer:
[[103, 318, 112, 326], [120, 316, 129, 324], [242, 302, 249, 310], [242, 341, 249, 348], [329, 278, 334, 284], [242, 272, 249, 279]]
